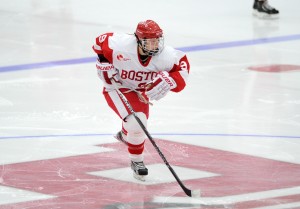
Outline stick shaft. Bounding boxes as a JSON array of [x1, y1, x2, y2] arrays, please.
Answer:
[[114, 87, 192, 197]]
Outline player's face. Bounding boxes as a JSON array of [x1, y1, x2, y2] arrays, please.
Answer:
[[144, 38, 160, 51], [140, 37, 164, 56]]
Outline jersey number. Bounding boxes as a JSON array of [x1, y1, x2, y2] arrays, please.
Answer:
[[98, 34, 107, 43]]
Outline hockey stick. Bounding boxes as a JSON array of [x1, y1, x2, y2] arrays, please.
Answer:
[[111, 82, 200, 197]]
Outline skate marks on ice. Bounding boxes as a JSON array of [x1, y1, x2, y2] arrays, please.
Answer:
[[88, 163, 219, 185], [1, 138, 300, 208], [153, 186, 300, 209], [101, 186, 300, 209]]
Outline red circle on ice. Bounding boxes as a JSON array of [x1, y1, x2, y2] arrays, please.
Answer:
[[248, 64, 300, 72]]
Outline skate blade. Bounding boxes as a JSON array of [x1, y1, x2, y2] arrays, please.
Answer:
[[133, 172, 146, 181], [253, 10, 279, 19]]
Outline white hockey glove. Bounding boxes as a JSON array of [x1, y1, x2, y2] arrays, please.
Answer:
[[145, 71, 177, 101], [96, 60, 121, 86]]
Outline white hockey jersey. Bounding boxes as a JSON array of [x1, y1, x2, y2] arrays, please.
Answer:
[[93, 32, 190, 92]]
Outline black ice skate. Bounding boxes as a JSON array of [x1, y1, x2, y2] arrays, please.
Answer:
[[253, 0, 279, 18], [131, 161, 148, 181], [114, 131, 128, 145]]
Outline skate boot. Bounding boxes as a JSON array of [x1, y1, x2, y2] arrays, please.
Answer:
[[114, 131, 128, 145], [253, 0, 279, 18], [131, 161, 148, 181]]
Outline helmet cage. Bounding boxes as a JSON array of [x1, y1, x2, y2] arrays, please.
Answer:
[[138, 36, 164, 56]]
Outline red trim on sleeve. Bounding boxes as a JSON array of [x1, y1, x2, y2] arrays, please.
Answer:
[[169, 55, 190, 92], [170, 71, 186, 92], [102, 71, 112, 84], [93, 33, 114, 63]]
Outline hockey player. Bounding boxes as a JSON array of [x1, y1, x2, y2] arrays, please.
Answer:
[[253, 0, 279, 18], [92, 20, 190, 181]]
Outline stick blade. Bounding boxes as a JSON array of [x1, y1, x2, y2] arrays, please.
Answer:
[[191, 189, 201, 198], [183, 188, 201, 198]]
